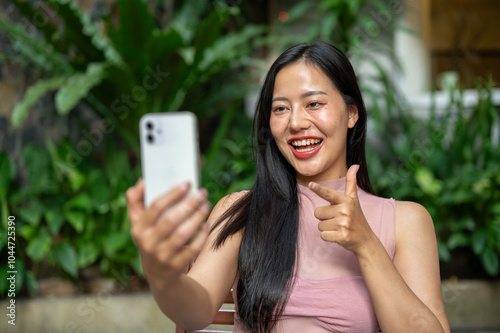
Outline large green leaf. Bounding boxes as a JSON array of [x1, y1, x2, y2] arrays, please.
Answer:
[[77, 243, 99, 268], [447, 232, 469, 250], [481, 247, 499, 276], [18, 200, 44, 227], [170, 0, 208, 43], [107, 0, 155, 73], [45, 210, 66, 235], [157, 53, 189, 112], [55, 63, 107, 115], [12, 77, 65, 128], [471, 229, 487, 255], [199, 25, 265, 73], [18, 225, 36, 241], [65, 193, 94, 212], [26, 227, 52, 262], [45, 139, 86, 190], [415, 167, 443, 197], [192, 10, 225, 66], [45, 0, 105, 64], [103, 232, 130, 259], [65, 210, 85, 233], [53, 242, 78, 278], [146, 28, 184, 68]]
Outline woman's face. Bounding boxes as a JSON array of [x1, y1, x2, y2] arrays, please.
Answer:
[[269, 61, 359, 182]]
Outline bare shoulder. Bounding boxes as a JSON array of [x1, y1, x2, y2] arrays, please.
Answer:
[[206, 191, 247, 229], [394, 200, 437, 259], [395, 200, 431, 219], [395, 200, 434, 232], [211, 191, 247, 214], [394, 200, 438, 265]]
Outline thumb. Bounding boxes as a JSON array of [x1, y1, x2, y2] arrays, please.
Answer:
[[345, 164, 360, 199]]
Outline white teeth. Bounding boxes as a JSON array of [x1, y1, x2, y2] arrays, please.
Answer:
[[291, 139, 321, 147], [295, 146, 317, 152]]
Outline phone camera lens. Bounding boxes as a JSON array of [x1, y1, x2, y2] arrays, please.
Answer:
[[146, 121, 154, 130], [147, 134, 155, 143]]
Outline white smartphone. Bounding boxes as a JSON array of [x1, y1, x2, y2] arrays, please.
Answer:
[[139, 112, 200, 207]]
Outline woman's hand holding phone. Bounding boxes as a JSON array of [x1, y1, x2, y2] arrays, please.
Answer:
[[126, 179, 211, 287]]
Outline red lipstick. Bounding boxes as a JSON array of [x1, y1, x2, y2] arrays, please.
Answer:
[[288, 136, 323, 159]]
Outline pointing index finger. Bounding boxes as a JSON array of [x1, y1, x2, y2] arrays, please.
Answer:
[[308, 181, 346, 205]]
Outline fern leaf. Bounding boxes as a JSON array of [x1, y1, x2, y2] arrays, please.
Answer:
[[12, 77, 66, 128], [0, 16, 70, 74], [55, 63, 107, 115], [43, 0, 105, 63]]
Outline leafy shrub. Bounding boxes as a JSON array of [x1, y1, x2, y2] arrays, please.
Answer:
[[0, 140, 140, 295], [368, 77, 500, 276], [0, 0, 263, 295], [2, 0, 264, 146]]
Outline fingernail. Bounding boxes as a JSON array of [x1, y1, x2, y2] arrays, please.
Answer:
[[179, 182, 190, 191], [201, 202, 211, 213], [196, 188, 208, 200], [309, 182, 317, 190]]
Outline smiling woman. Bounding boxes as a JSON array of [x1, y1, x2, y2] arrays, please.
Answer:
[[270, 61, 359, 182], [126, 41, 451, 333]]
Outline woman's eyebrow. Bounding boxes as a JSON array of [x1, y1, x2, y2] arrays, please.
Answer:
[[300, 90, 327, 98], [271, 90, 327, 103], [272, 96, 289, 103]]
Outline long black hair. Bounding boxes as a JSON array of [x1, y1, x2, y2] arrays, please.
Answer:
[[211, 41, 374, 332]]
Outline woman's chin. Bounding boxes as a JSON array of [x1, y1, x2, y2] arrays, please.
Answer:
[[295, 169, 321, 181]]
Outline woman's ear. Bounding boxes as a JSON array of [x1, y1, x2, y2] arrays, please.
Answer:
[[348, 105, 359, 128]]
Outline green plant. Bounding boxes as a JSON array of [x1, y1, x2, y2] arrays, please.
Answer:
[[2, 0, 264, 149], [368, 76, 500, 276], [0, 0, 265, 295], [202, 112, 256, 204], [0, 140, 141, 296]]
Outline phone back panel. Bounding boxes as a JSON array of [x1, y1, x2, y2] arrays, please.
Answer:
[[139, 112, 200, 207]]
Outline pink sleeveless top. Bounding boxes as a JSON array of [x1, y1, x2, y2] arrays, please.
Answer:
[[232, 177, 396, 332]]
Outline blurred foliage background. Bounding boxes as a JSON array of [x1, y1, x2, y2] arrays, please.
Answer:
[[0, 0, 498, 298]]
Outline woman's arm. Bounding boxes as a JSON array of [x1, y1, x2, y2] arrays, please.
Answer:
[[355, 201, 450, 332], [309, 165, 450, 333], [126, 180, 243, 330]]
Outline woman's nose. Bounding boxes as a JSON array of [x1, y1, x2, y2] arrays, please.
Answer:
[[289, 107, 310, 132]]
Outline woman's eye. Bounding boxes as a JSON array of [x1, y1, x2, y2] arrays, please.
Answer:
[[308, 102, 324, 108], [273, 106, 287, 112]]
